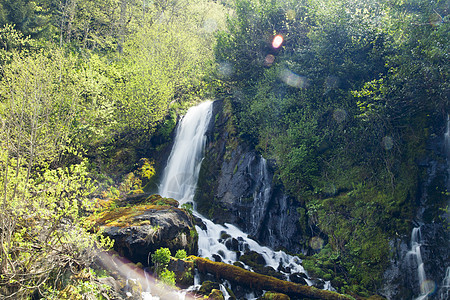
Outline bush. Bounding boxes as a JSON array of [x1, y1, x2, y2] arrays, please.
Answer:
[[175, 249, 187, 259], [152, 248, 171, 267], [159, 269, 176, 287]]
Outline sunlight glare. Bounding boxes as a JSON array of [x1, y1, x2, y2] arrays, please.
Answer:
[[272, 35, 283, 49]]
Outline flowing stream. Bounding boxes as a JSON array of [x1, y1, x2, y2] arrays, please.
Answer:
[[156, 101, 316, 298]]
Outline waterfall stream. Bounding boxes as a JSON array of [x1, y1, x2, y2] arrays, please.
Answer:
[[156, 101, 318, 298], [406, 114, 450, 300]]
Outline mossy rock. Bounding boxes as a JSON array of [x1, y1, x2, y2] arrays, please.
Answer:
[[99, 207, 198, 265], [207, 289, 225, 300], [258, 291, 290, 300], [198, 281, 221, 295], [194, 257, 354, 300], [167, 258, 195, 288], [239, 251, 266, 267], [206, 289, 225, 300], [239, 251, 284, 279], [145, 194, 179, 207]]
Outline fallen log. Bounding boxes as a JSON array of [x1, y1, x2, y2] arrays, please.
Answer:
[[193, 256, 354, 300]]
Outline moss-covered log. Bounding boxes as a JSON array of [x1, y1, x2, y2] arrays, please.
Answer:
[[193, 257, 354, 300]]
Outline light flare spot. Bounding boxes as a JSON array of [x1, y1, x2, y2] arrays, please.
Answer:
[[309, 237, 324, 250], [324, 76, 339, 91], [420, 279, 437, 295], [272, 35, 283, 49], [203, 18, 218, 33], [429, 13, 442, 26], [286, 9, 296, 20], [218, 61, 233, 78], [264, 54, 275, 66], [382, 136, 394, 150], [280, 68, 308, 89], [333, 109, 347, 123]]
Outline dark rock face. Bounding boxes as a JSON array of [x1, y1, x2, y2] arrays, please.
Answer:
[[381, 116, 450, 299], [195, 99, 305, 253], [102, 207, 198, 266], [167, 258, 195, 288]]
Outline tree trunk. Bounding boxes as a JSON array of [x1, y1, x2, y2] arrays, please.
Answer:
[[193, 257, 360, 300]]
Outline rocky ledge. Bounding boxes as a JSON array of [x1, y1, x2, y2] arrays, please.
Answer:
[[91, 194, 198, 265]]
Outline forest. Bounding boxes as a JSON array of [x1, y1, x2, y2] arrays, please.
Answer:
[[0, 0, 448, 299]]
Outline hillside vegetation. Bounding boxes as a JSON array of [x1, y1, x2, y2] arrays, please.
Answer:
[[0, 0, 448, 298]]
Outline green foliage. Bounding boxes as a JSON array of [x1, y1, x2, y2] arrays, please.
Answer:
[[152, 247, 172, 267], [214, 0, 448, 296], [181, 202, 194, 216], [0, 47, 114, 299], [0, 24, 36, 65], [0, 0, 55, 39], [175, 249, 187, 260], [159, 269, 176, 287]]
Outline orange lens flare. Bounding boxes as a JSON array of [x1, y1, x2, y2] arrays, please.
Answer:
[[272, 35, 283, 49]]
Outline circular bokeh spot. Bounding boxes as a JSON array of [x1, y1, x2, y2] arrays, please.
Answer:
[[382, 136, 394, 150], [333, 109, 347, 123], [309, 236, 324, 250]]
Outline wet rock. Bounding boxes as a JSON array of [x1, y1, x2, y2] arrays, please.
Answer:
[[195, 100, 305, 253], [258, 291, 290, 300], [207, 289, 225, 300], [225, 238, 239, 251], [289, 273, 308, 285], [198, 281, 221, 295], [312, 279, 325, 289], [212, 254, 222, 262], [167, 258, 194, 288], [239, 251, 266, 267], [194, 215, 207, 231], [98, 199, 198, 265]]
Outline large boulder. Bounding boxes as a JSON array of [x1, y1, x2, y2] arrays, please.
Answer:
[[95, 195, 198, 265]]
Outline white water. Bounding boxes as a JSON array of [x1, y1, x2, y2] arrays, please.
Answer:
[[155, 101, 316, 299], [250, 157, 272, 234], [159, 101, 213, 204], [439, 267, 450, 299], [407, 227, 433, 299]]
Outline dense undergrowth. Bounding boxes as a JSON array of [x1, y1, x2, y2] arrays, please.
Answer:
[[0, 0, 448, 298], [213, 0, 449, 296]]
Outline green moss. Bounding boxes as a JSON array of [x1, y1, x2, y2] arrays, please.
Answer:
[[259, 291, 290, 300]]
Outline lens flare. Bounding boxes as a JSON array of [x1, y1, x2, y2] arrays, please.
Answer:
[[272, 35, 283, 49], [382, 136, 394, 150], [280, 68, 308, 89], [286, 9, 296, 20], [420, 279, 437, 296], [264, 54, 275, 66], [309, 237, 324, 250], [333, 109, 347, 123], [203, 18, 218, 33], [218, 61, 233, 78], [97, 251, 195, 299]]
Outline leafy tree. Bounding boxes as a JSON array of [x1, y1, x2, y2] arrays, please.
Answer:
[[0, 49, 112, 298], [0, 0, 53, 38]]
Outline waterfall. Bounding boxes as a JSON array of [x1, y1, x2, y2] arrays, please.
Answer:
[[407, 227, 434, 299], [159, 101, 213, 204], [439, 267, 450, 299], [158, 101, 314, 298], [250, 157, 272, 234]]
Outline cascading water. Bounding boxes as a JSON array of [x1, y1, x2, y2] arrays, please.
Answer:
[[407, 227, 434, 299], [159, 101, 213, 204], [156, 101, 320, 298], [439, 267, 450, 299], [405, 114, 450, 300], [250, 157, 272, 235]]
